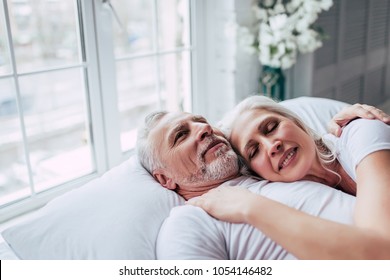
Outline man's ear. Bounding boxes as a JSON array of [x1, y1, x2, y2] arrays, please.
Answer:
[[153, 169, 177, 190]]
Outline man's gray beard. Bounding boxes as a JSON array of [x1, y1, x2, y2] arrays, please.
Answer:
[[184, 146, 239, 184]]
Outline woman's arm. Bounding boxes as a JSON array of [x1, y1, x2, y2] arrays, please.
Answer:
[[188, 186, 390, 259], [354, 150, 390, 237]]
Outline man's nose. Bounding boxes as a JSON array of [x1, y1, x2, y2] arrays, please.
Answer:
[[266, 140, 282, 157], [195, 123, 213, 141]]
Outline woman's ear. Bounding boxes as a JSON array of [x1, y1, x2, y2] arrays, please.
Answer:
[[153, 169, 177, 190]]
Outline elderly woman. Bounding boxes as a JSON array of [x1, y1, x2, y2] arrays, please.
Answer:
[[189, 96, 390, 259]]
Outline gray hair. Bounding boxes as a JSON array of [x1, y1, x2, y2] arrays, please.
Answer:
[[218, 95, 338, 178], [136, 111, 168, 174]]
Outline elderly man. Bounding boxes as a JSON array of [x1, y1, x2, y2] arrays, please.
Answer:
[[136, 105, 390, 260], [137, 111, 240, 200]]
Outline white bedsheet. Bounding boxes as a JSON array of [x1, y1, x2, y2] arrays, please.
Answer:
[[0, 235, 19, 260]]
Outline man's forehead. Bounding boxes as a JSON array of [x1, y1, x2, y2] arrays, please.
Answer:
[[159, 112, 192, 128], [150, 112, 192, 139]]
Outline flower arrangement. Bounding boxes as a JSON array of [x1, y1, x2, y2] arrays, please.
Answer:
[[239, 0, 333, 70]]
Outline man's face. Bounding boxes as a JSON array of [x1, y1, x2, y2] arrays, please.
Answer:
[[150, 112, 239, 199]]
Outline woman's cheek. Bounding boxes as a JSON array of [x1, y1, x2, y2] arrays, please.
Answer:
[[251, 160, 267, 177]]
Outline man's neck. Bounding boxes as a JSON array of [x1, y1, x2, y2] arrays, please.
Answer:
[[178, 173, 240, 200]]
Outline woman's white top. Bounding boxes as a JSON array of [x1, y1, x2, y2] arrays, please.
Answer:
[[323, 119, 390, 181]]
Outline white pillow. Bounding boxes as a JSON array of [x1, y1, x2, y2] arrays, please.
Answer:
[[2, 156, 184, 259], [280, 96, 348, 135], [1, 96, 348, 259]]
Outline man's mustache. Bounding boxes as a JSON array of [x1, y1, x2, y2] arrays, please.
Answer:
[[199, 136, 229, 159]]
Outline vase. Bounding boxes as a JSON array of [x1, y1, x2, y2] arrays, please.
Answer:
[[260, 66, 285, 100]]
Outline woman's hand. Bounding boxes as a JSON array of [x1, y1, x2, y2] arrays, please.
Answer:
[[187, 186, 256, 223], [328, 103, 390, 137]]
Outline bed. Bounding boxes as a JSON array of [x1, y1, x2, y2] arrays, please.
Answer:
[[0, 96, 354, 260]]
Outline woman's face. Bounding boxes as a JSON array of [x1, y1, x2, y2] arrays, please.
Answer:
[[230, 109, 317, 182]]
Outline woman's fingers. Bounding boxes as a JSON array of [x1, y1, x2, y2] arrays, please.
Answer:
[[186, 186, 253, 223]]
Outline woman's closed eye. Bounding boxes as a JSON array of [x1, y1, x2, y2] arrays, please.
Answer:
[[248, 145, 259, 160], [246, 120, 279, 160], [264, 120, 279, 134]]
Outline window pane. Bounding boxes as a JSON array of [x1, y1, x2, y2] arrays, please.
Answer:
[[18, 68, 94, 193], [0, 78, 31, 206], [0, 1, 11, 76], [9, 0, 81, 73], [158, 0, 190, 50], [116, 57, 159, 152], [113, 0, 154, 57], [159, 51, 191, 111]]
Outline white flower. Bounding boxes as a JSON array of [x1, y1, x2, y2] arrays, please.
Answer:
[[258, 24, 275, 45], [285, 39, 297, 53], [238, 27, 257, 54], [269, 14, 288, 31], [295, 13, 318, 32], [238, 0, 333, 69], [259, 53, 273, 66], [259, 44, 271, 59], [291, 0, 305, 7], [281, 53, 296, 69], [303, 1, 322, 14], [296, 30, 322, 53], [320, 0, 333, 10], [273, 3, 286, 14], [252, 5, 268, 21]]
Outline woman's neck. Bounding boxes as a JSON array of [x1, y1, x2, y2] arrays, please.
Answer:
[[334, 163, 356, 195], [303, 159, 356, 195]]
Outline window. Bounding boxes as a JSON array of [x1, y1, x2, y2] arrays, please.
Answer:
[[111, 0, 192, 153], [0, 0, 195, 221]]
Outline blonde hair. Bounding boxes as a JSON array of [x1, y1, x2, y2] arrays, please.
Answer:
[[218, 95, 340, 181]]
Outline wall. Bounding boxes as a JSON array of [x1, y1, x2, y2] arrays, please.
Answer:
[[291, 0, 390, 105], [194, 0, 260, 124], [203, 0, 390, 121]]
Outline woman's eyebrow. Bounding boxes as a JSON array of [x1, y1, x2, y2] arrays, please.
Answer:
[[257, 116, 275, 131]]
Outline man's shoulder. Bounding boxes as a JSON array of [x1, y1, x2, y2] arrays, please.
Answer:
[[168, 204, 213, 220], [221, 175, 268, 192], [161, 205, 223, 234], [156, 205, 228, 259]]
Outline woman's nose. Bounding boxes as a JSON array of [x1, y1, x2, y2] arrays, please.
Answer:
[[267, 140, 282, 157]]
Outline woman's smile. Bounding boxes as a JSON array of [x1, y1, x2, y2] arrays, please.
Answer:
[[278, 147, 298, 171]]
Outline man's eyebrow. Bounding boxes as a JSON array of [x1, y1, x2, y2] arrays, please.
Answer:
[[192, 115, 207, 122]]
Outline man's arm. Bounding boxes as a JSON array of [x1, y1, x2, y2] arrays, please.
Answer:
[[328, 103, 390, 136]]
